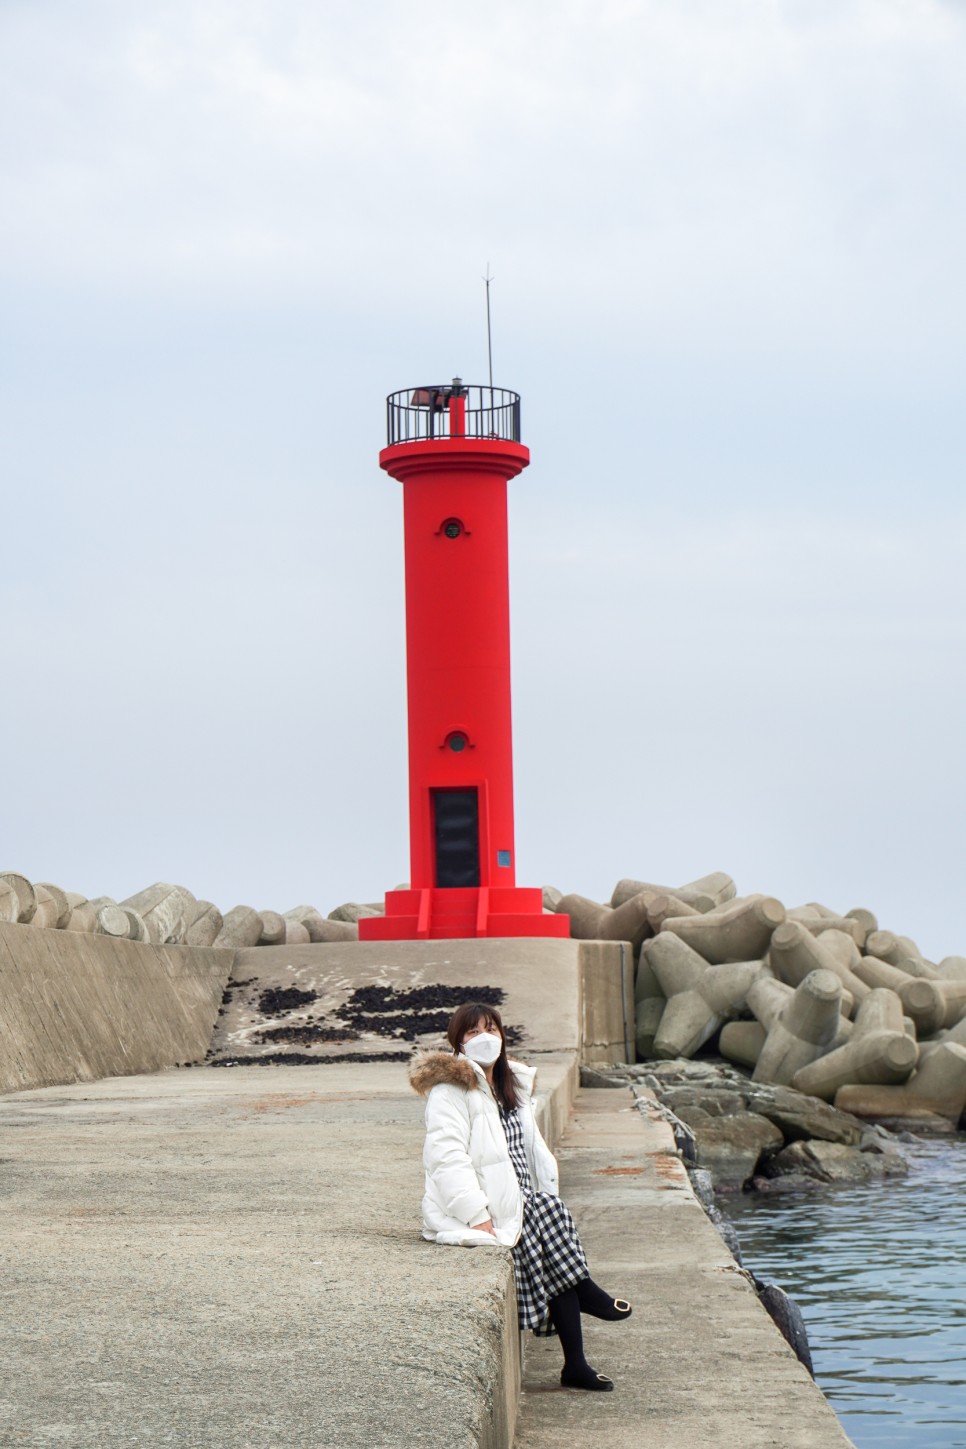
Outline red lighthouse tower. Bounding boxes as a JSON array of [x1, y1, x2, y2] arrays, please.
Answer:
[[360, 380, 569, 942]]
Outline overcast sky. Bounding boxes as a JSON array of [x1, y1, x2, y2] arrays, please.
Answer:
[[2, 0, 964, 960]]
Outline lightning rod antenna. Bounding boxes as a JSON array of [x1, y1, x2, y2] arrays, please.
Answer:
[[483, 264, 494, 391]]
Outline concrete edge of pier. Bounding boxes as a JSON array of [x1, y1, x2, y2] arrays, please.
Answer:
[[513, 1085, 856, 1449]]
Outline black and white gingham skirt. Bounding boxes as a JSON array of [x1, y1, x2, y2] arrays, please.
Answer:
[[500, 1105, 588, 1333]]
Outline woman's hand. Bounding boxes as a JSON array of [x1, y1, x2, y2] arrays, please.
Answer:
[[476, 1218, 497, 1236]]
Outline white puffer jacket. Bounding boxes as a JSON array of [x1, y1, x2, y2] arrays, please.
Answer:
[[409, 1051, 559, 1247]]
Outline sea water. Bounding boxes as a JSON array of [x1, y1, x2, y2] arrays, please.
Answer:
[[727, 1137, 966, 1448]]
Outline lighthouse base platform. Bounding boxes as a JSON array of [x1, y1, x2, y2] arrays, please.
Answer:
[[358, 886, 571, 942]]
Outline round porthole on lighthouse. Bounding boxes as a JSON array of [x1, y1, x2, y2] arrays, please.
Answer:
[[441, 518, 464, 539], [446, 731, 469, 752]]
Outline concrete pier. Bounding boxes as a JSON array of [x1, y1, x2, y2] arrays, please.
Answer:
[[1, 1061, 853, 1449], [0, 917, 854, 1448]]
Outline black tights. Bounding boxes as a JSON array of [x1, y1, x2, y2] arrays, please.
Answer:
[[548, 1287, 587, 1372], [548, 1277, 629, 1386]]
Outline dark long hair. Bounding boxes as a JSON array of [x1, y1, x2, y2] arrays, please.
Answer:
[[447, 1001, 518, 1111]]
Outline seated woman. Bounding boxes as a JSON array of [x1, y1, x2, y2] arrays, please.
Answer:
[[410, 1001, 632, 1392]]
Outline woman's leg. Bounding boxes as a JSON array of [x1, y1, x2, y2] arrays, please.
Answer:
[[548, 1288, 614, 1391], [575, 1276, 633, 1321]]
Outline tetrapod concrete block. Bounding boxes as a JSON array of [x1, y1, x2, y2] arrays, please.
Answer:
[[768, 920, 866, 1010], [635, 996, 665, 1059], [642, 934, 713, 1059], [937, 981, 966, 1029], [645, 894, 700, 932], [0, 873, 36, 923], [815, 929, 863, 973], [787, 906, 866, 946], [747, 974, 794, 1031], [659, 896, 785, 964], [635, 953, 662, 1005], [682, 871, 737, 907], [846, 907, 878, 935], [602, 893, 658, 949], [0, 879, 19, 924], [836, 1042, 966, 1125], [283, 906, 357, 943], [557, 891, 656, 950], [938, 956, 966, 984], [752, 970, 845, 1086], [611, 879, 715, 912], [634, 950, 666, 1058], [919, 1015, 966, 1063], [27, 884, 62, 930], [258, 910, 287, 946], [697, 894, 756, 917], [123, 909, 150, 943], [721, 1025, 764, 1072], [553, 893, 608, 937], [791, 989, 918, 1100], [865, 929, 940, 980], [64, 900, 97, 933], [93, 901, 135, 939], [719, 1020, 767, 1068], [864, 931, 923, 967], [645, 933, 765, 1059], [214, 906, 264, 949], [34, 883, 70, 929], [328, 902, 384, 923], [853, 956, 948, 1037], [185, 901, 223, 948], [121, 883, 193, 945], [885, 954, 940, 981]]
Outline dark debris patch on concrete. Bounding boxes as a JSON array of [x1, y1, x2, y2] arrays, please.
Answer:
[[344, 983, 505, 1013], [209, 1050, 413, 1067], [208, 975, 523, 1067], [257, 986, 319, 1016], [338, 983, 522, 1046], [254, 1024, 361, 1045]]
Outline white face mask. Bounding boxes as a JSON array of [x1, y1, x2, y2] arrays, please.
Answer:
[[462, 1032, 503, 1066]]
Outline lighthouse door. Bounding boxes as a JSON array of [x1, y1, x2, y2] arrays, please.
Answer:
[[432, 788, 480, 888]]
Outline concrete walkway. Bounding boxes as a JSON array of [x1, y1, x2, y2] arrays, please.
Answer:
[[0, 1061, 546, 1449], [1, 1064, 853, 1449], [515, 1090, 854, 1449]]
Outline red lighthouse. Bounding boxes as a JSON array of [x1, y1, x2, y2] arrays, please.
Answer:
[[360, 380, 568, 942]]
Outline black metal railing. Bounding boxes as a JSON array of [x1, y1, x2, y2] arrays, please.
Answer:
[[386, 381, 521, 446]]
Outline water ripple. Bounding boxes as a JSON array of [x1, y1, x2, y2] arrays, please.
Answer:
[[727, 1138, 966, 1448]]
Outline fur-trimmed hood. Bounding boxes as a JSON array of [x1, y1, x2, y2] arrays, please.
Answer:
[[409, 1051, 479, 1095], [409, 1050, 535, 1099]]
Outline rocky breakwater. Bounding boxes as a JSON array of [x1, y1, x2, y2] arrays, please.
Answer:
[[548, 870, 966, 1139], [580, 1057, 895, 1376], [584, 1057, 909, 1194], [0, 870, 382, 948]]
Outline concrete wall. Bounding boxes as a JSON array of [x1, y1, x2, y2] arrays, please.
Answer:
[[213, 936, 633, 1068], [579, 939, 636, 1065], [0, 922, 232, 1094], [0, 926, 631, 1095]]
